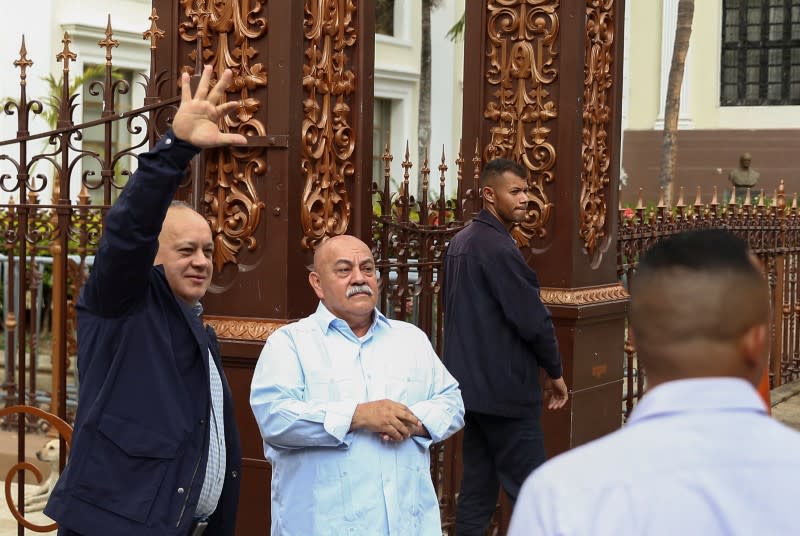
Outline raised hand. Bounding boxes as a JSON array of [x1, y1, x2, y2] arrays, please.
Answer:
[[351, 399, 421, 441], [171, 65, 248, 148]]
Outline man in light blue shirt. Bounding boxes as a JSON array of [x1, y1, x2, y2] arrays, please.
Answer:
[[509, 229, 800, 536], [250, 234, 464, 535]]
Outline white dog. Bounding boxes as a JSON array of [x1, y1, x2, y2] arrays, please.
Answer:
[[22, 438, 62, 512]]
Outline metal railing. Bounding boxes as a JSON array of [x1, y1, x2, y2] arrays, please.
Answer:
[[618, 184, 800, 418]]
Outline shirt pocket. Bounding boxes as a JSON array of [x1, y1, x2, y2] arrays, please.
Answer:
[[385, 366, 428, 403], [306, 369, 360, 402], [313, 460, 357, 524]]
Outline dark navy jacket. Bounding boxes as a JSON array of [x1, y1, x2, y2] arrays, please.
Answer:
[[45, 131, 241, 535], [442, 209, 562, 417]]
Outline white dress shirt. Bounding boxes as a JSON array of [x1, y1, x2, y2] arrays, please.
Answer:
[[250, 303, 465, 535], [509, 377, 800, 536]]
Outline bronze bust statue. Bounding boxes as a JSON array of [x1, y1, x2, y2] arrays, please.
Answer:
[[728, 153, 760, 188]]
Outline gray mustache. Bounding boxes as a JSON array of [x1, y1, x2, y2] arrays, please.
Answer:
[[346, 285, 373, 298]]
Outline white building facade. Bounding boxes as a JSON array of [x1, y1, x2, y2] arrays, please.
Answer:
[[622, 0, 800, 203]]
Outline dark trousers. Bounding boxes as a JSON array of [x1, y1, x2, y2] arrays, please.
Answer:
[[455, 409, 546, 536]]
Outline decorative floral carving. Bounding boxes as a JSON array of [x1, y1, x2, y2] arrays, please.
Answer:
[[205, 316, 287, 341], [539, 283, 628, 306], [300, 0, 357, 250], [580, 0, 615, 264], [179, 0, 267, 271], [484, 0, 559, 247]]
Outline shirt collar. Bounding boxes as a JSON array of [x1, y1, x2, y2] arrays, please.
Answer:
[[628, 377, 767, 426], [311, 301, 390, 339], [474, 209, 513, 238]]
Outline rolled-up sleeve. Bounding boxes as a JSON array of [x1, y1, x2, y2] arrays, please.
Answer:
[[249, 328, 357, 449]]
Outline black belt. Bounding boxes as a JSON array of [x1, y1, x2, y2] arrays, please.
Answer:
[[189, 519, 209, 536]]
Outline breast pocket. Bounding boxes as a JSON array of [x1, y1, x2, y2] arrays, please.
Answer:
[[386, 367, 428, 404], [306, 370, 359, 402], [75, 413, 179, 523]]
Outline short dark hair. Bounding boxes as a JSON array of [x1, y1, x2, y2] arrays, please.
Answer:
[[636, 229, 759, 280], [630, 229, 769, 381], [480, 158, 527, 188]]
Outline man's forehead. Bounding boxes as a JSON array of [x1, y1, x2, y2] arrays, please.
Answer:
[[499, 171, 526, 185], [172, 236, 213, 247], [333, 253, 375, 264], [317, 236, 371, 261], [160, 217, 212, 247]]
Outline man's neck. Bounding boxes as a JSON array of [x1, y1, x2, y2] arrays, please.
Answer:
[[483, 205, 513, 231]]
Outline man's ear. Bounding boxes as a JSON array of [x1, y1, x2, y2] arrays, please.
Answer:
[[308, 271, 325, 300], [482, 185, 495, 205], [739, 323, 768, 372]]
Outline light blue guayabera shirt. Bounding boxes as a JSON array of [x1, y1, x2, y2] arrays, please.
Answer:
[[250, 303, 464, 536], [508, 377, 800, 536]]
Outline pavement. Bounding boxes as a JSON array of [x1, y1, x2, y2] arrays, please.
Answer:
[[0, 381, 794, 534], [770, 379, 800, 431]]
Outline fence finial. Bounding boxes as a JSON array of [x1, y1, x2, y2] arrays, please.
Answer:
[[728, 186, 737, 207], [438, 145, 447, 223], [777, 179, 786, 215], [656, 187, 665, 209], [757, 188, 766, 209], [143, 7, 166, 50], [99, 15, 120, 64], [401, 141, 412, 206], [14, 35, 33, 85], [78, 183, 90, 206], [420, 147, 430, 222], [743, 187, 752, 207], [636, 188, 644, 210], [711, 185, 718, 206]]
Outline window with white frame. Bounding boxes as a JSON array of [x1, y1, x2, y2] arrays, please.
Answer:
[[376, 0, 395, 36], [372, 97, 392, 183], [721, 0, 800, 106]]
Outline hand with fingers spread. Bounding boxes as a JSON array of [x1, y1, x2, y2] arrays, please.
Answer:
[[351, 399, 421, 441], [171, 65, 247, 148]]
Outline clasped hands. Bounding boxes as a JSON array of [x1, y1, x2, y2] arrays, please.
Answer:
[[351, 399, 427, 442]]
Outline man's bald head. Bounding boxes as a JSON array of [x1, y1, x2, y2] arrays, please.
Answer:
[[630, 230, 770, 387], [309, 235, 379, 337]]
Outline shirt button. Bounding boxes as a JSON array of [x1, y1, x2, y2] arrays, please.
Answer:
[[200, 419, 205, 425], [177, 488, 185, 495], [165, 138, 172, 145], [231, 471, 239, 479]]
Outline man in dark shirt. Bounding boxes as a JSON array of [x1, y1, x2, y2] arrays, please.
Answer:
[[442, 158, 568, 535]]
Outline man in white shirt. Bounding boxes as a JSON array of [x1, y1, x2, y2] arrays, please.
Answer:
[[250, 234, 464, 535], [509, 229, 800, 536]]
